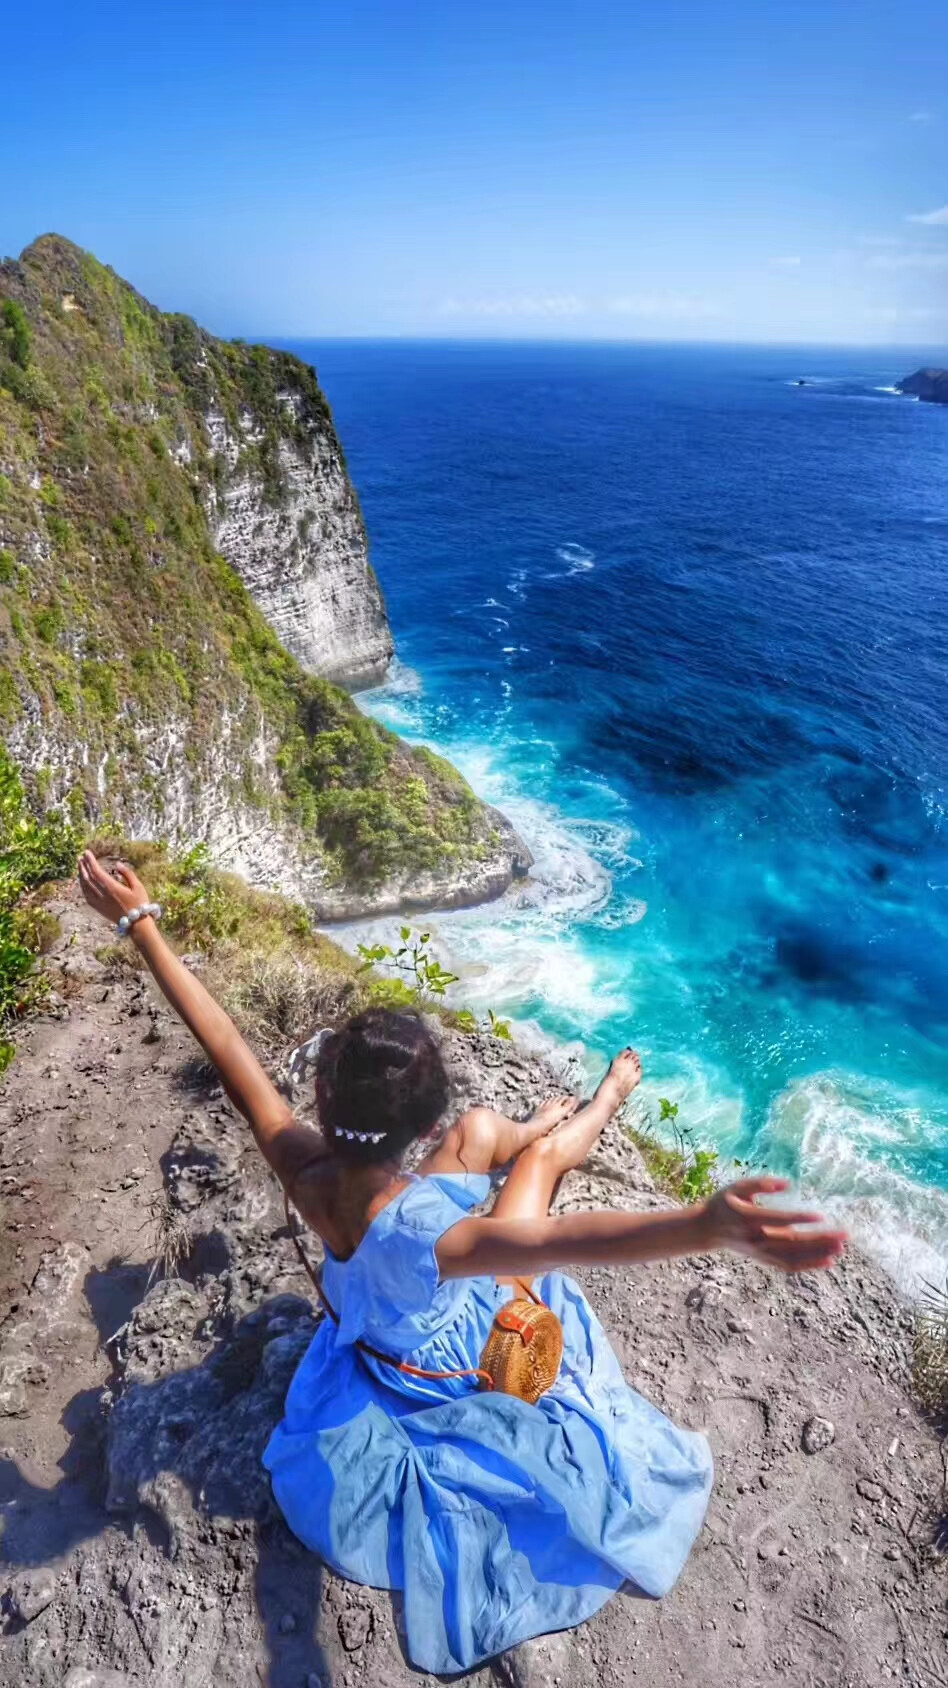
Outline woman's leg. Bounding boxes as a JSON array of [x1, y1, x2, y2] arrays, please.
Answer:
[[492, 1050, 642, 1226], [420, 1093, 580, 1177]]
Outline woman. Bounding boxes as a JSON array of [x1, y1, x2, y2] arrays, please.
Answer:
[[78, 851, 846, 1675]]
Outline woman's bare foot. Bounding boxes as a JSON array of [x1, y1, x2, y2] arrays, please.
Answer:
[[596, 1048, 643, 1111], [508, 1093, 580, 1155], [528, 1094, 581, 1133], [517, 1050, 643, 1180], [492, 1051, 645, 1225]]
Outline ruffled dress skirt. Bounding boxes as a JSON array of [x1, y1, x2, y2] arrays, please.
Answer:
[[264, 1172, 712, 1674]]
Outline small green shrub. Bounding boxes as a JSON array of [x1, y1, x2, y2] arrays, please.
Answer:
[[33, 605, 63, 645], [47, 513, 72, 549], [626, 1096, 720, 1204], [54, 681, 78, 717], [358, 926, 459, 1001], [678, 1146, 720, 1204], [0, 747, 78, 1071], [453, 1006, 513, 1040], [1, 300, 31, 368], [357, 927, 515, 1036], [0, 672, 20, 720], [0, 549, 15, 585], [80, 660, 118, 714]]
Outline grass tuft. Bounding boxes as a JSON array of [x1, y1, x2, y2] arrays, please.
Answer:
[[914, 1278, 948, 1422]]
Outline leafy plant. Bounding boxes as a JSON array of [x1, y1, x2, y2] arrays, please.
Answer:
[[357, 925, 459, 1001], [678, 1146, 720, 1204], [356, 927, 515, 1035], [1, 299, 31, 368], [0, 747, 78, 1070], [453, 1005, 513, 1040], [626, 1095, 720, 1205]]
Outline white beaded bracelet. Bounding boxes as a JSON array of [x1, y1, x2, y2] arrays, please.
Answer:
[[116, 902, 162, 938]]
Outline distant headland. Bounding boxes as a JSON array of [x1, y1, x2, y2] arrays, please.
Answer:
[[897, 367, 948, 405]]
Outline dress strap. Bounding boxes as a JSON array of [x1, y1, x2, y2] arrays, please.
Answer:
[[283, 1189, 496, 1390]]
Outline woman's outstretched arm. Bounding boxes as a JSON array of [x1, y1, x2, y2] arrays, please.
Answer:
[[78, 851, 323, 1187], [436, 1177, 847, 1279]]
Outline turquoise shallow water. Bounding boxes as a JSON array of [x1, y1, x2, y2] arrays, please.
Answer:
[[284, 339, 948, 1287]]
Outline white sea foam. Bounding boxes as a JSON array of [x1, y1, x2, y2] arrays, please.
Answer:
[[552, 542, 596, 576], [373, 656, 423, 696], [333, 732, 627, 1027], [592, 895, 648, 930], [766, 1074, 948, 1293], [339, 695, 948, 1293]]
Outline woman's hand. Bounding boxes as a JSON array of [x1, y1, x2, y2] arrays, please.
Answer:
[[78, 850, 151, 929], [702, 1176, 847, 1272]]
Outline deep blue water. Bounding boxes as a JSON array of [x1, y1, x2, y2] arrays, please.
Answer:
[[283, 339, 948, 1285]]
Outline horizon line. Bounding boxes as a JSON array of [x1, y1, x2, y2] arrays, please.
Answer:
[[256, 332, 948, 354]]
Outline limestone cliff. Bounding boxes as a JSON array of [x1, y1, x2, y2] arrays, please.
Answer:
[[204, 397, 392, 689], [0, 236, 528, 916]]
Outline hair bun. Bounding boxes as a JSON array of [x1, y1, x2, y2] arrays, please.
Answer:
[[315, 1008, 448, 1165]]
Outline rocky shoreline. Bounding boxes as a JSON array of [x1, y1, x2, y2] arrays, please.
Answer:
[[0, 882, 945, 1687], [897, 368, 948, 405]]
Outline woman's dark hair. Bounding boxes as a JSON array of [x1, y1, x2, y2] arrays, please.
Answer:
[[315, 1008, 449, 1164]]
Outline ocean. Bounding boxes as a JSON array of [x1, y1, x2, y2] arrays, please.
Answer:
[[281, 338, 948, 1291]]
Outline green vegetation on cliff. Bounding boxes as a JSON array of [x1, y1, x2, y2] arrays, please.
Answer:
[[0, 235, 499, 891], [0, 745, 77, 1069]]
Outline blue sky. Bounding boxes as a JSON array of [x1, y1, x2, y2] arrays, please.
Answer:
[[4, 0, 948, 342]]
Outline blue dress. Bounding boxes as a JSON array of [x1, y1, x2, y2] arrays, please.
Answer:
[[264, 1173, 712, 1674]]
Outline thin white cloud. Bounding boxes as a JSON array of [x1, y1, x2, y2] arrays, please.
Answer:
[[438, 293, 721, 323], [607, 294, 719, 319], [867, 250, 948, 270], [908, 110, 933, 123], [439, 294, 586, 318], [864, 304, 943, 323], [907, 205, 948, 225], [857, 235, 903, 248], [771, 256, 802, 267]]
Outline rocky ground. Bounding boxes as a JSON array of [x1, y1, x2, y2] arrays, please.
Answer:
[[1, 886, 946, 1687]]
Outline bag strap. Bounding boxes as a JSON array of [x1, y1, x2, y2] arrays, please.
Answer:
[[283, 1188, 496, 1390]]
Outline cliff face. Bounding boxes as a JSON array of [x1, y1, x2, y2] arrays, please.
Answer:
[[0, 236, 527, 916], [897, 367, 948, 405], [204, 395, 392, 691]]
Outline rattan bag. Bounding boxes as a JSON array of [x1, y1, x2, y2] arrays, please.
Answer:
[[478, 1287, 564, 1403]]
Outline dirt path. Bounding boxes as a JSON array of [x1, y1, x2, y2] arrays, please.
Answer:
[[1, 886, 945, 1687]]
